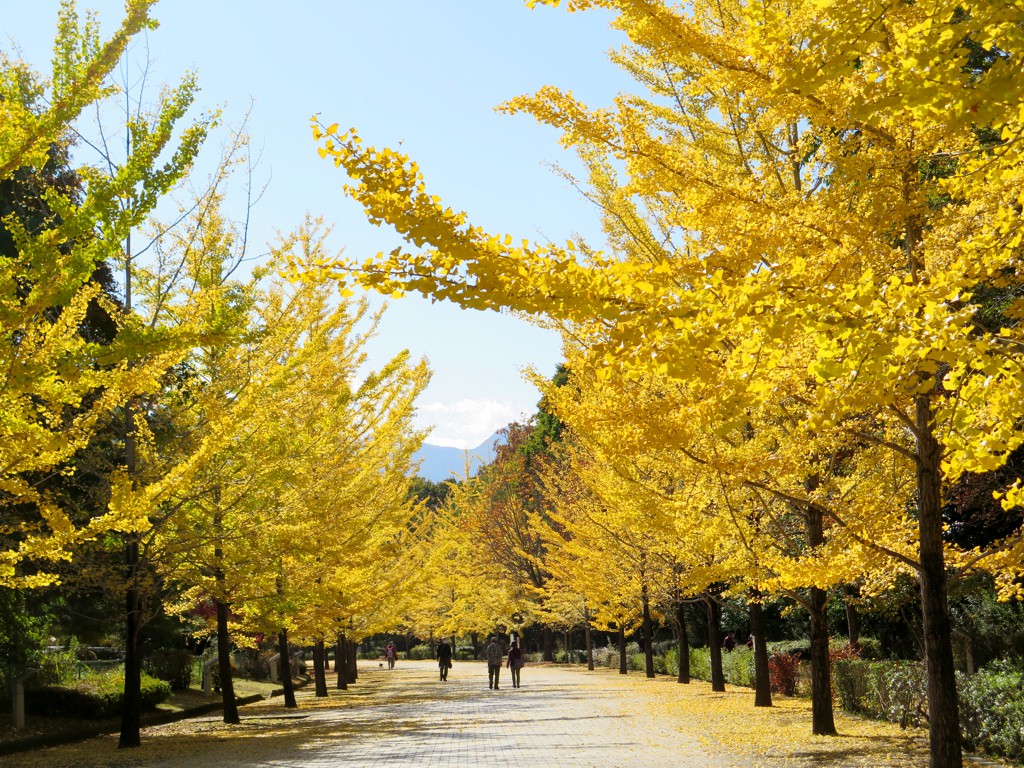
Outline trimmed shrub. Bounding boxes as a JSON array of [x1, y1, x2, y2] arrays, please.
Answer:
[[722, 648, 756, 687], [591, 645, 618, 669], [768, 639, 811, 659], [628, 652, 646, 672], [657, 647, 679, 676], [454, 647, 476, 661], [143, 648, 195, 690], [853, 636, 883, 660], [832, 659, 927, 727], [555, 649, 587, 663], [247, 651, 272, 680], [26, 671, 171, 719], [685, 647, 756, 687], [958, 660, 1024, 763], [651, 639, 675, 656], [835, 656, 1024, 764], [407, 644, 433, 660], [689, 647, 712, 681], [768, 652, 800, 696]]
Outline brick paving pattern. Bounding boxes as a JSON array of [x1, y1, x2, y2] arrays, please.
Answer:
[[288, 662, 734, 768], [1, 660, 939, 768]]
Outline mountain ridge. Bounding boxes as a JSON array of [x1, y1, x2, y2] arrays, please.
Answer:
[[412, 431, 503, 482]]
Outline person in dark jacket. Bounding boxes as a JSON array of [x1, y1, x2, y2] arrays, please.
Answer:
[[506, 640, 524, 688], [437, 639, 453, 681]]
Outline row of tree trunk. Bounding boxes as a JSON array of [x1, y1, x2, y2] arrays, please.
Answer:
[[216, 624, 361, 725]]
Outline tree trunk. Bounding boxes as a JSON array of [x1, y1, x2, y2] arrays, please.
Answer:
[[564, 629, 572, 663], [542, 626, 555, 662], [617, 625, 627, 675], [277, 630, 296, 708], [676, 601, 690, 684], [707, 597, 725, 692], [118, 394, 141, 750], [471, 632, 479, 660], [213, 504, 239, 725], [119, 563, 142, 748], [313, 640, 328, 697], [808, 588, 836, 733], [584, 611, 595, 671], [642, 589, 655, 678], [844, 585, 861, 647], [806, 502, 836, 735], [336, 633, 347, 689], [347, 637, 358, 682], [916, 394, 963, 768], [748, 599, 771, 707], [118, 217, 141, 751], [215, 598, 239, 723]]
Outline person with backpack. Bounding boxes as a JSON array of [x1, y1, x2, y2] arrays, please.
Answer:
[[384, 641, 397, 670]]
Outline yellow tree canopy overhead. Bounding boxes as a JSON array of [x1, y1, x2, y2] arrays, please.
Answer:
[[317, 3, 1020, 757], [314, 0, 1021, 401], [315, 0, 1024, 581]]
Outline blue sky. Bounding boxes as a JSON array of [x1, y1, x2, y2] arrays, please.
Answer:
[[6, 1, 631, 448]]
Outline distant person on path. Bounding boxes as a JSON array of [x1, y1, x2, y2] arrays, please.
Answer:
[[507, 640, 524, 688], [723, 631, 736, 652], [484, 635, 503, 689], [384, 641, 397, 669], [437, 639, 453, 681]]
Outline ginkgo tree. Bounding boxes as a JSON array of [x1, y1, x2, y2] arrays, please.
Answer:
[[314, 1, 1023, 765], [409, 466, 539, 646], [537, 326, 923, 726], [0, 0, 204, 589], [159, 223, 429, 713]]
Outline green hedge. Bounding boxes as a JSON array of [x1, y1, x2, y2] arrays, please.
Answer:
[[143, 648, 195, 690], [592, 646, 618, 668], [26, 672, 171, 719], [835, 657, 1024, 764], [407, 643, 433, 660], [657, 647, 679, 676], [592, 644, 756, 685], [957, 660, 1024, 763], [832, 659, 927, 728], [686, 647, 756, 687], [555, 649, 588, 663]]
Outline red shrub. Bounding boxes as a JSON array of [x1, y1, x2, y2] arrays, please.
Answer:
[[768, 652, 800, 696], [830, 643, 863, 664]]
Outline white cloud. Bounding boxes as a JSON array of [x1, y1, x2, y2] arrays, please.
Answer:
[[416, 399, 530, 449]]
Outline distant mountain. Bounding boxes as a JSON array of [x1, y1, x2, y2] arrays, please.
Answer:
[[412, 432, 504, 482]]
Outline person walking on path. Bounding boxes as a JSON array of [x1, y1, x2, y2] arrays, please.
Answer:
[[384, 641, 397, 670], [507, 640, 524, 688], [484, 635, 504, 689], [437, 639, 453, 681]]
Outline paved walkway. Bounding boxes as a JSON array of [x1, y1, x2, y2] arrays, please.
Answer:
[[1, 660, 935, 768]]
